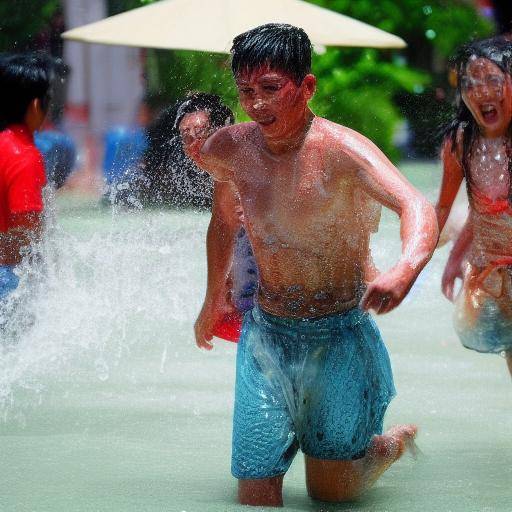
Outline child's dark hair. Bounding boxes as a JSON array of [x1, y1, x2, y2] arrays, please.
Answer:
[[132, 93, 234, 208], [0, 52, 55, 130], [445, 36, 512, 198], [231, 23, 312, 84], [174, 92, 234, 130]]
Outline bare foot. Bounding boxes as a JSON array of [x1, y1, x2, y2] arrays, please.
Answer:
[[305, 424, 418, 502], [362, 424, 418, 486]]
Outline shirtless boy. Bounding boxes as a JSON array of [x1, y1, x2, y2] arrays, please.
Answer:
[[187, 24, 438, 506]]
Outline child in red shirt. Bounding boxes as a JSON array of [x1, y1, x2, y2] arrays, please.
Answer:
[[0, 53, 51, 307]]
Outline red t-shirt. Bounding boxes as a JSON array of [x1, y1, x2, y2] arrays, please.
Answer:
[[0, 124, 46, 233]]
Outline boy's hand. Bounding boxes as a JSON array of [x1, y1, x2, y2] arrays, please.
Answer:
[[361, 264, 416, 315], [194, 305, 217, 351], [194, 295, 236, 350]]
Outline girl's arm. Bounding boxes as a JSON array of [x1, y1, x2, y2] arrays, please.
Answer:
[[436, 136, 464, 235], [442, 219, 472, 301]]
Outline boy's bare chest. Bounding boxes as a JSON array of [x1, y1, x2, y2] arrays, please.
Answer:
[[235, 149, 354, 225]]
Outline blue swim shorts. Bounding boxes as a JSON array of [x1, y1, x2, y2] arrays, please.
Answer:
[[231, 306, 396, 480], [0, 265, 18, 302]]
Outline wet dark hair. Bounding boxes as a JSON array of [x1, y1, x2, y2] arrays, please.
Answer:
[[444, 36, 512, 199], [174, 92, 235, 130], [231, 23, 312, 85], [130, 93, 234, 208], [0, 52, 55, 130]]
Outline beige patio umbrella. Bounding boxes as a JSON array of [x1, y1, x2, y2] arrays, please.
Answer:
[[62, 0, 406, 51]]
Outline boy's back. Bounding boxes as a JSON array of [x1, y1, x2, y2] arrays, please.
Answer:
[[0, 125, 45, 239]]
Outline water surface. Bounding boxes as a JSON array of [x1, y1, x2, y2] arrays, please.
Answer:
[[1, 163, 511, 512]]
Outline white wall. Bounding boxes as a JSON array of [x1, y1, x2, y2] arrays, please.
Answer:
[[62, 0, 144, 191]]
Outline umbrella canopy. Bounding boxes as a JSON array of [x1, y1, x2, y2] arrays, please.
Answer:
[[62, 0, 406, 52]]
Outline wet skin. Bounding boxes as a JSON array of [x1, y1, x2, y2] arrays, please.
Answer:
[[188, 66, 438, 319], [437, 58, 512, 377], [179, 111, 212, 149], [461, 58, 512, 139], [437, 57, 512, 298], [181, 110, 380, 348], [180, 111, 243, 350], [184, 69, 436, 505]]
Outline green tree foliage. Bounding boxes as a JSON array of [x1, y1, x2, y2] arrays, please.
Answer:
[[309, 0, 493, 158], [0, 0, 61, 51], [144, 49, 239, 114]]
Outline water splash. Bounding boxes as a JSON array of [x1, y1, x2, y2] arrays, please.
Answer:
[[0, 197, 209, 420]]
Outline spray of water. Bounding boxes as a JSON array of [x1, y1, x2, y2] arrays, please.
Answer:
[[0, 191, 210, 421]]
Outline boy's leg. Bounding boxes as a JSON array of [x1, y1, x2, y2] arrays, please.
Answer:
[[238, 475, 284, 507], [300, 311, 407, 503], [305, 425, 417, 502], [232, 309, 297, 507]]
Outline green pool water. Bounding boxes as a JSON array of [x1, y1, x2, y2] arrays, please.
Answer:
[[1, 163, 511, 512]]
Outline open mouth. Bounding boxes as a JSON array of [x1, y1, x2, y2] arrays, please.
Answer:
[[256, 116, 276, 127], [480, 104, 499, 123]]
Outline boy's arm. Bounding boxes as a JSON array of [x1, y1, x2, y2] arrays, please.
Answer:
[[442, 219, 472, 301], [436, 137, 464, 234], [186, 127, 235, 183], [0, 212, 43, 265], [194, 182, 242, 350], [340, 129, 439, 314]]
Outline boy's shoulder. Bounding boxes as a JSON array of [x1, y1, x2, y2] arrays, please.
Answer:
[[0, 126, 44, 176], [221, 121, 258, 141], [0, 125, 40, 155], [311, 117, 373, 158], [209, 121, 255, 140], [311, 117, 366, 145], [206, 122, 258, 155]]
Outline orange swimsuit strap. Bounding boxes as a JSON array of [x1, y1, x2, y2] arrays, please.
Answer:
[[468, 257, 512, 299], [470, 186, 512, 216]]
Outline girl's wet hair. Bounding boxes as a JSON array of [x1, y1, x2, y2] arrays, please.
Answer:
[[133, 93, 234, 208], [173, 92, 235, 131], [231, 23, 312, 85], [445, 36, 512, 196]]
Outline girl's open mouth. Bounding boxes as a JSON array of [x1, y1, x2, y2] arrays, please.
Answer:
[[480, 104, 498, 123]]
